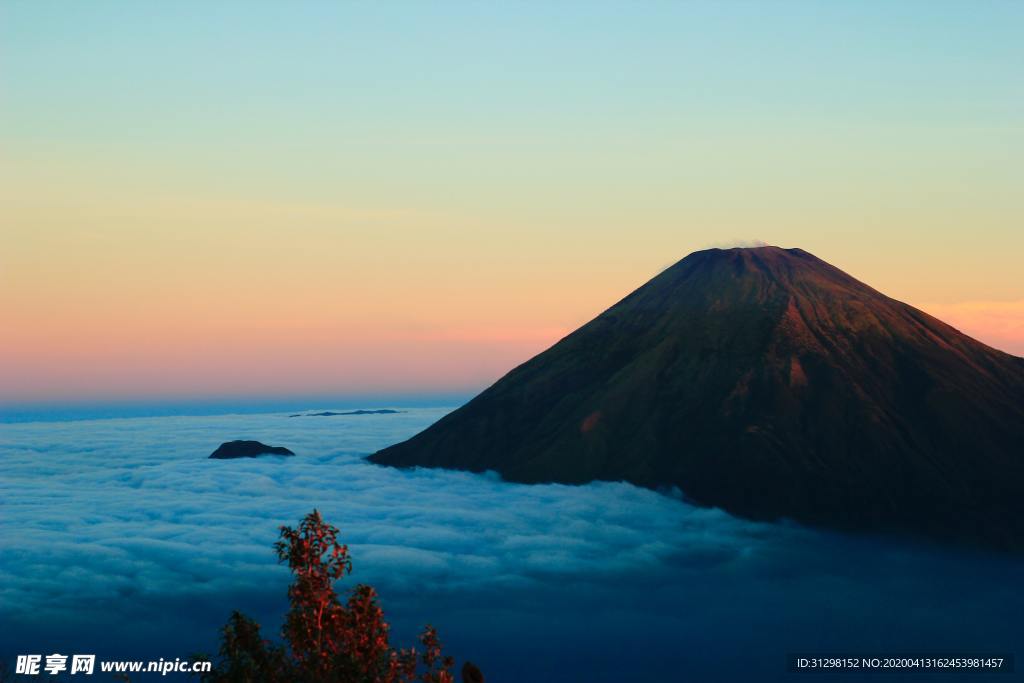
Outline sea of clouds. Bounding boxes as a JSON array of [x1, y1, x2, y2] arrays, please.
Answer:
[[2, 408, 1022, 682]]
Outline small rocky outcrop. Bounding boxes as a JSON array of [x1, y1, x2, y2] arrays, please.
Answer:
[[209, 440, 295, 459]]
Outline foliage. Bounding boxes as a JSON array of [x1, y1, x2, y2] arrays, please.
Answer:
[[199, 510, 472, 683]]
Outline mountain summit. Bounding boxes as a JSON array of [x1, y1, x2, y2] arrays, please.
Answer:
[[371, 247, 1024, 548]]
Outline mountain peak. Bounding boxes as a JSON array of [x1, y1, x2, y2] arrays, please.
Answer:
[[370, 247, 1024, 549], [666, 244, 852, 282]]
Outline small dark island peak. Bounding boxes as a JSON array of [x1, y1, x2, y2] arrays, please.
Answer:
[[209, 440, 295, 459]]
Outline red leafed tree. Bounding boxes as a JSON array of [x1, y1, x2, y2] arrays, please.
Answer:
[[199, 510, 471, 683], [274, 510, 352, 676]]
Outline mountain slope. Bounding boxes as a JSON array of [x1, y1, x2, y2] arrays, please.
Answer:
[[370, 247, 1024, 548]]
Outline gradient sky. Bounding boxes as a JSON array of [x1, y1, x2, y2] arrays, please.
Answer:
[[2, 1, 1022, 404]]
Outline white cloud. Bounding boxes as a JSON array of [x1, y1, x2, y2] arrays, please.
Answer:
[[1, 408, 1021, 681]]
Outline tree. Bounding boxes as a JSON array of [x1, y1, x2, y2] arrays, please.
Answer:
[[199, 510, 476, 683]]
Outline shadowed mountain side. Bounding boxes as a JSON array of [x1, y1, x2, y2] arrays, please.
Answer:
[[370, 247, 1024, 549]]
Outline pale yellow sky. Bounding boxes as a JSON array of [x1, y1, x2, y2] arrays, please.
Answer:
[[2, 2, 1021, 402]]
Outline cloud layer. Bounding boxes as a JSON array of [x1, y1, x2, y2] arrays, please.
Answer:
[[2, 409, 1022, 681]]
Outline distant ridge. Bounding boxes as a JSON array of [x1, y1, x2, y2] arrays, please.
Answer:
[[290, 409, 403, 417], [371, 247, 1024, 549]]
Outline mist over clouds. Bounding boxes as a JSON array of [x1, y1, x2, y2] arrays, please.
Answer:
[[2, 409, 1021, 682]]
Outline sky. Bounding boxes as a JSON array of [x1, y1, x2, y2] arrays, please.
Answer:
[[2, 1, 1022, 404]]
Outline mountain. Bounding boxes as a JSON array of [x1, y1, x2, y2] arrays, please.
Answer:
[[370, 247, 1024, 549]]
